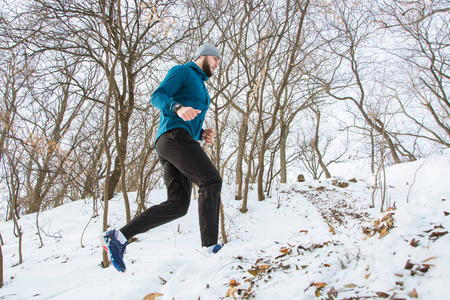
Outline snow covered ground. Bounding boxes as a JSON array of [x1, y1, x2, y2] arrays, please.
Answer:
[[0, 154, 449, 299]]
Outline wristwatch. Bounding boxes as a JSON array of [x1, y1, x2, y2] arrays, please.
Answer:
[[173, 103, 182, 114]]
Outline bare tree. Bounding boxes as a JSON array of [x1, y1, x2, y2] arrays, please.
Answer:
[[0, 40, 34, 275], [19, 0, 202, 218], [125, 107, 160, 216], [377, 0, 450, 150], [314, 1, 406, 166], [251, 0, 311, 201], [195, 0, 256, 206], [3, 145, 24, 267], [24, 59, 90, 213], [310, 106, 332, 178], [197, 0, 313, 210]]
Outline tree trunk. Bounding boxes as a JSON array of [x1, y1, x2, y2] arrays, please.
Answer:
[[106, 156, 121, 200], [115, 105, 131, 223], [100, 0, 122, 269], [257, 135, 267, 201], [279, 117, 288, 183], [235, 119, 247, 200], [312, 108, 331, 179], [219, 201, 228, 244], [241, 125, 259, 213], [0, 239, 3, 288]]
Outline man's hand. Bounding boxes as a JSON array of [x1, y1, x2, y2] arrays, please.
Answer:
[[202, 128, 215, 145], [176, 106, 202, 121]]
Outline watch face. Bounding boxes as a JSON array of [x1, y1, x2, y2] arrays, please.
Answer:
[[174, 103, 182, 113]]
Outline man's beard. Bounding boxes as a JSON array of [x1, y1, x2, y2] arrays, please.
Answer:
[[202, 58, 214, 77]]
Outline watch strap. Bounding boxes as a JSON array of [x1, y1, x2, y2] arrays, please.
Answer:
[[173, 103, 182, 114]]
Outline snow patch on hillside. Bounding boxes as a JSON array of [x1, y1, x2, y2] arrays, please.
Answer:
[[0, 154, 449, 299]]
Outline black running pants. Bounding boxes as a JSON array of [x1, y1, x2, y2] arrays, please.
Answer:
[[120, 128, 222, 247]]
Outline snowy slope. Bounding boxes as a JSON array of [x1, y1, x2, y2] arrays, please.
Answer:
[[0, 154, 449, 299]]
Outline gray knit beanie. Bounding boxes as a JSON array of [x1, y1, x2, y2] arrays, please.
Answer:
[[194, 44, 221, 61]]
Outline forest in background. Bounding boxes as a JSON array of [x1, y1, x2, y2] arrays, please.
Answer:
[[0, 0, 449, 273]]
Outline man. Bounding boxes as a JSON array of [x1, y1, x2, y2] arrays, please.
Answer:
[[100, 44, 223, 273]]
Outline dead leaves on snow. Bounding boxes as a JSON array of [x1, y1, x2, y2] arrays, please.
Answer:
[[408, 223, 448, 249], [429, 230, 448, 240], [331, 179, 349, 188], [246, 250, 293, 278], [247, 263, 271, 276], [224, 279, 253, 299], [362, 207, 396, 240], [224, 279, 240, 299], [305, 282, 327, 297], [410, 288, 419, 298], [425, 224, 448, 242], [409, 238, 420, 247], [228, 241, 336, 298], [363, 207, 448, 244], [404, 257, 437, 276], [142, 292, 163, 300], [375, 291, 390, 298]]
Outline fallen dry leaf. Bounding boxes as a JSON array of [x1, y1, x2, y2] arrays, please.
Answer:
[[375, 291, 390, 298], [404, 259, 414, 270], [312, 282, 327, 297], [315, 289, 321, 297], [280, 247, 290, 254], [379, 227, 388, 238], [429, 230, 448, 241], [410, 238, 420, 247], [229, 279, 240, 287], [410, 288, 418, 298], [381, 213, 392, 222], [328, 286, 338, 297], [329, 225, 336, 235], [275, 247, 292, 259], [419, 265, 430, 273], [143, 292, 163, 300], [313, 282, 327, 288], [225, 287, 238, 299], [383, 206, 396, 212]]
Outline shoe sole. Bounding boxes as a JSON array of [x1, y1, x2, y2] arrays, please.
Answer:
[[99, 234, 126, 273]]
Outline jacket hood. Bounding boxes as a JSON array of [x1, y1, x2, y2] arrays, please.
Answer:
[[187, 62, 209, 81]]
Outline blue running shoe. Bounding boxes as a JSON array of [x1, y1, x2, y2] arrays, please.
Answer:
[[207, 243, 223, 254], [100, 230, 129, 272]]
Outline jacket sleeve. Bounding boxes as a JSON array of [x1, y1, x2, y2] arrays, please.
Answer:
[[151, 65, 189, 115]]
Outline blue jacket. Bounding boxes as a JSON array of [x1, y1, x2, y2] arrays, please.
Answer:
[[151, 62, 210, 144]]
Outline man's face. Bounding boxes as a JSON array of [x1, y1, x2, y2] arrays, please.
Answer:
[[201, 55, 221, 77]]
